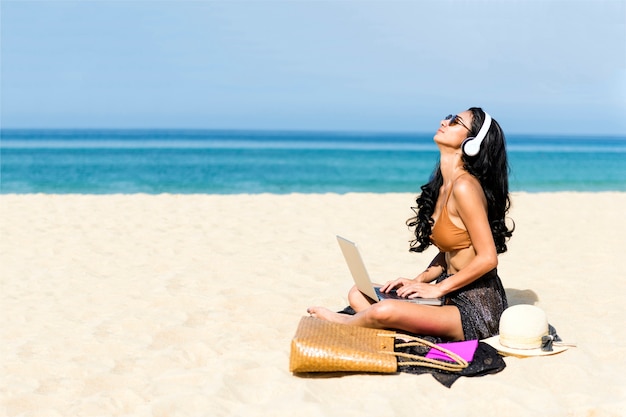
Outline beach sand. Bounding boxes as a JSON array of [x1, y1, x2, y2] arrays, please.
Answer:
[[1, 192, 625, 416]]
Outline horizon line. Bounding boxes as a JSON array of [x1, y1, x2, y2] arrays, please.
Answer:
[[1, 127, 625, 139]]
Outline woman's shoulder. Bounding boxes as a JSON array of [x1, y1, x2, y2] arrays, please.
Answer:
[[451, 173, 486, 205], [452, 173, 481, 192]]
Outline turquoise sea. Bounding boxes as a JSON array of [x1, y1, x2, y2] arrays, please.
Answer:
[[1, 129, 625, 194]]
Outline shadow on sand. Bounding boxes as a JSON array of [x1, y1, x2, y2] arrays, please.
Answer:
[[505, 288, 539, 306]]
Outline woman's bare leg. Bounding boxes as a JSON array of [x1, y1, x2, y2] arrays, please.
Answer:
[[347, 285, 377, 312], [307, 300, 464, 340]]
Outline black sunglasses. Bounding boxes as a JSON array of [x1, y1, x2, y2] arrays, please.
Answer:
[[445, 114, 471, 132]]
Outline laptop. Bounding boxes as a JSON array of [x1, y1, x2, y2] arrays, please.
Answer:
[[336, 235, 444, 306]]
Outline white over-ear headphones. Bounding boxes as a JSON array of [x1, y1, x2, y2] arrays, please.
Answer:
[[462, 112, 492, 157]]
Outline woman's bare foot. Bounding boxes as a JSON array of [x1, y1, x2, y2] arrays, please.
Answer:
[[307, 306, 352, 325]]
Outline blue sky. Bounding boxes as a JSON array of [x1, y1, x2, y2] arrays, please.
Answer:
[[1, 0, 625, 135]]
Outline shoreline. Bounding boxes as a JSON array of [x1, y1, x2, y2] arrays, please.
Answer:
[[2, 192, 625, 416]]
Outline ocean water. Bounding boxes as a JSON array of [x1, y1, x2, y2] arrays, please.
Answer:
[[1, 129, 625, 194]]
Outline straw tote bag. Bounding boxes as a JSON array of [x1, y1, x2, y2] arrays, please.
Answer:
[[289, 316, 469, 374]]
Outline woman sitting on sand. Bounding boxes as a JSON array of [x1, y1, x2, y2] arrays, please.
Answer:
[[308, 108, 514, 341]]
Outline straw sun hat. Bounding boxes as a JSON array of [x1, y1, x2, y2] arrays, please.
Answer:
[[483, 304, 570, 357]]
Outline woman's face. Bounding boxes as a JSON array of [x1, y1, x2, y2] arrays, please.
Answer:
[[433, 110, 473, 151]]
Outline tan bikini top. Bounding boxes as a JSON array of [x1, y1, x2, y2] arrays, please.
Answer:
[[430, 191, 472, 252]]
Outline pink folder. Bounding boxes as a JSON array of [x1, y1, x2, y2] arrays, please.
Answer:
[[425, 340, 479, 362]]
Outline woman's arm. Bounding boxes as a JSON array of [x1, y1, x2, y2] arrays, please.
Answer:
[[436, 177, 498, 294], [395, 177, 498, 300], [380, 251, 446, 293]]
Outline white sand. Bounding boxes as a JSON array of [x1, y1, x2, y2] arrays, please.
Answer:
[[1, 192, 625, 416]]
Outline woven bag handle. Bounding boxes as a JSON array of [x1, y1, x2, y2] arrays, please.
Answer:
[[378, 333, 469, 372]]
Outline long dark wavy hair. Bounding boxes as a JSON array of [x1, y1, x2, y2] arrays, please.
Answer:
[[407, 107, 514, 254]]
